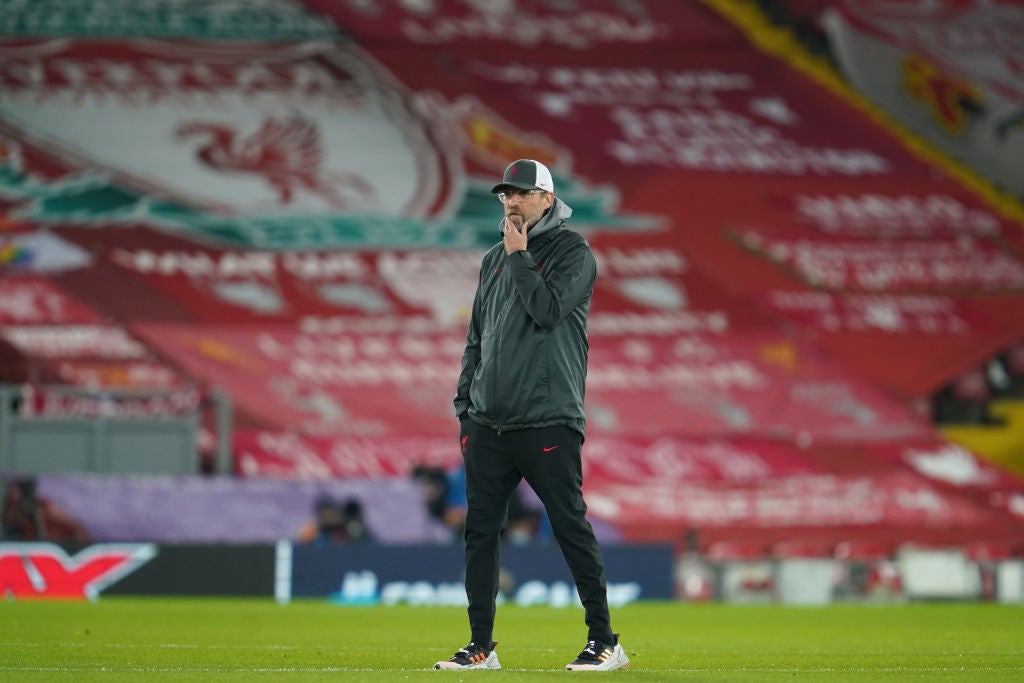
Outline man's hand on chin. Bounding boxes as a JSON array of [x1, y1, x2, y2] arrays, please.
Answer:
[[503, 215, 528, 254]]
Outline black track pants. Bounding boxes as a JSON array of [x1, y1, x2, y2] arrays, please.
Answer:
[[459, 419, 612, 645]]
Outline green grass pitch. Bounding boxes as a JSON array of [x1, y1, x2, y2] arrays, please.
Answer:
[[2, 598, 1022, 681]]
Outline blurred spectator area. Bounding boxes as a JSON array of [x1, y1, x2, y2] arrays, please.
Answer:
[[1, 477, 90, 543], [755, 0, 837, 61], [934, 340, 1024, 478]]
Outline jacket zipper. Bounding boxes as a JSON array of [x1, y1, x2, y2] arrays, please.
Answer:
[[491, 275, 517, 436]]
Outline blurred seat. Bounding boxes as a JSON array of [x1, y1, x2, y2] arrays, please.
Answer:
[[772, 538, 831, 559], [834, 539, 890, 562], [963, 541, 1014, 602], [933, 368, 994, 424], [833, 540, 902, 602], [706, 539, 768, 562], [1005, 342, 1024, 396], [897, 542, 980, 600], [706, 540, 774, 604], [772, 539, 834, 605]]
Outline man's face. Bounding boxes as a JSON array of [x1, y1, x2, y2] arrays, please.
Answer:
[[502, 189, 554, 230]]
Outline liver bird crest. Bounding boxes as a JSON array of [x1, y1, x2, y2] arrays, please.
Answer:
[[175, 115, 375, 210]]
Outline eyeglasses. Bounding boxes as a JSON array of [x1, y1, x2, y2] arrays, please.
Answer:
[[498, 189, 548, 203]]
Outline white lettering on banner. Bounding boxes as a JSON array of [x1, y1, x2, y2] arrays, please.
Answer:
[[768, 291, 973, 335], [1, 325, 146, 359], [742, 234, 1024, 292], [246, 432, 334, 479], [112, 249, 278, 278], [797, 194, 1001, 236], [587, 439, 776, 483], [0, 57, 343, 100], [596, 247, 687, 275], [285, 334, 344, 360], [588, 360, 763, 391], [585, 437, 819, 486], [599, 476, 894, 526], [893, 489, 947, 514], [0, 283, 70, 323], [300, 315, 454, 335], [258, 333, 462, 363], [516, 580, 579, 608], [672, 337, 720, 360], [544, 66, 752, 96], [325, 443, 387, 479], [264, 333, 437, 362], [300, 310, 729, 337], [111, 248, 372, 281], [55, 360, 179, 389], [366, 576, 641, 607], [475, 63, 757, 109], [282, 252, 368, 280], [473, 59, 889, 173], [19, 384, 200, 419], [290, 358, 455, 386], [588, 311, 728, 335], [402, 11, 661, 49], [771, 291, 960, 315], [376, 250, 487, 325], [336, 570, 378, 605], [296, 317, 733, 351], [376, 250, 483, 279], [380, 581, 469, 607], [240, 434, 455, 478], [249, 340, 805, 393], [326, 439, 453, 478], [770, 290, 834, 311], [607, 107, 889, 175], [789, 382, 876, 425], [111, 245, 693, 313]]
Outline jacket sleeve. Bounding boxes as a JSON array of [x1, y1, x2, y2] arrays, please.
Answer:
[[507, 234, 596, 328], [454, 261, 486, 419]]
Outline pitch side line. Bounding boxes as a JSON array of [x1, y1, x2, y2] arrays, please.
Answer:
[[3, 665, 1024, 674]]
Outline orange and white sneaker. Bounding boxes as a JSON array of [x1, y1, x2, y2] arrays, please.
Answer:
[[565, 634, 630, 671], [434, 641, 500, 670]]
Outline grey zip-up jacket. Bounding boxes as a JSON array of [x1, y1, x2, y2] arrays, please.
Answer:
[[455, 197, 596, 436]]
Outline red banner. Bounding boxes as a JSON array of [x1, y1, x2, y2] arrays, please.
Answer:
[[2, 24, 1020, 403], [635, 174, 1024, 398], [0, 3, 1020, 541], [300, 0, 748, 50], [583, 435, 1024, 544], [132, 310, 931, 443], [233, 427, 1024, 545]]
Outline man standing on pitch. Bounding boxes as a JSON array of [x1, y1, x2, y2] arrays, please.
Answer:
[[434, 159, 629, 672]]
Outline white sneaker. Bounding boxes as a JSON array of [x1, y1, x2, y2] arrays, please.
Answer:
[[434, 641, 501, 670], [565, 634, 630, 671]]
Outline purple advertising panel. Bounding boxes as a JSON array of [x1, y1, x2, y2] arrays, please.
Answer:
[[287, 543, 674, 606]]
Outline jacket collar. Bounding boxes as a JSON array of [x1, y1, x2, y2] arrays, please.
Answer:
[[526, 196, 573, 245]]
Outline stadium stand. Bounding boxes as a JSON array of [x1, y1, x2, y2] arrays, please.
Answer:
[[1, 1, 1023, 599]]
